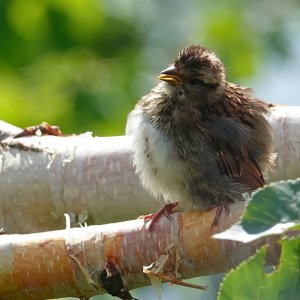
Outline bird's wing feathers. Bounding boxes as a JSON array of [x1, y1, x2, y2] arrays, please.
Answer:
[[217, 150, 265, 189], [210, 117, 265, 189]]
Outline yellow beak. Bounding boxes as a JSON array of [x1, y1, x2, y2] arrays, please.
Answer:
[[158, 65, 182, 86]]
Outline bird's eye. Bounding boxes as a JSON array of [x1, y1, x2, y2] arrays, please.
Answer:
[[189, 78, 204, 86]]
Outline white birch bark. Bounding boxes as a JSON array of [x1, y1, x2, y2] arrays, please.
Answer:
[[0, 106, 299, 234]]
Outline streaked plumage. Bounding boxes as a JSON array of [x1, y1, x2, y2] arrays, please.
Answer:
[[127, 45, 274, 225]]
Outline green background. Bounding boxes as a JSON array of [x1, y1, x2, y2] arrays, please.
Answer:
[[1, 0, 299, 138], [1, 0, 299, 299]]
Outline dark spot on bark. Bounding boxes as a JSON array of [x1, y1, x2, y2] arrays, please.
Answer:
[[98, 261, 138, 300]]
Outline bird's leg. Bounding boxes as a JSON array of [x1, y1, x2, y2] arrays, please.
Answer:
[[142, 202, 179, 231], [210, 197, 231, 229], [14, 122, 63, 138]]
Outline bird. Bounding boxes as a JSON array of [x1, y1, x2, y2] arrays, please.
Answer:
[[126, 45, 275, 228]]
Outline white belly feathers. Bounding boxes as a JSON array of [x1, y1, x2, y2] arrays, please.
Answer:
[[127, 110, 187, 203]]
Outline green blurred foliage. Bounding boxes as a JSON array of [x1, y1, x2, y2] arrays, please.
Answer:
[[1, 0, 299, 136]]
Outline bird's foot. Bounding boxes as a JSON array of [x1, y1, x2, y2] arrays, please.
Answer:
[[14, 122, 63, 138], [210, 197, 231, 229], [142, 202, 179, 231]]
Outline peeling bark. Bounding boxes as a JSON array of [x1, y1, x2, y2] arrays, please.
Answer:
[[0, 206, 281, 300], [0, 106, 299, 299], [0, 106, 300, 234]]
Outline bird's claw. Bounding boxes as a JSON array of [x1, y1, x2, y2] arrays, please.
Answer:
[[210, 197, 231, 230], [143, 202, 179, 231]]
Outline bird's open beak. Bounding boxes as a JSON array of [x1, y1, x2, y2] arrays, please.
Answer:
[[158, 65, 182, 86]]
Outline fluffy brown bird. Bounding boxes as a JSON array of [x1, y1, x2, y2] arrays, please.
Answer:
[[127, 45, 274, 227]]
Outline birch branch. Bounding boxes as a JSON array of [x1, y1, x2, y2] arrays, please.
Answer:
[[0, 206, 282, 300], [0, 106, 300, 234], [0, 106, 299, 299]]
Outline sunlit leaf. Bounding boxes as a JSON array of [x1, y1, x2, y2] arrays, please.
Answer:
[[214, 179, 300, 242], [218, 236, 300, 300]]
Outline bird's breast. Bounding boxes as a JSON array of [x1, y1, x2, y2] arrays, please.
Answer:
[[129, 111, 186, 201]]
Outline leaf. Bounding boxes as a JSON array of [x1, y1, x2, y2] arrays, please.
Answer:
[[214, 179, 300, 242], [218, 246, 267, 300], [218, 236, 300, 300]]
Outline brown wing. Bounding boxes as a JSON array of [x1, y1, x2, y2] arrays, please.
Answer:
[[218, 150, 265, 189], [206, 89, 268, 190]]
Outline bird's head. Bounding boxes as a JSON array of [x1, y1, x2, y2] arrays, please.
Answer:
[[158, 45, 226, 105]]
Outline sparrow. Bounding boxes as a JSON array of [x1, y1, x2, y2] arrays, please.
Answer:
[[127, 45, 274, 227]]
